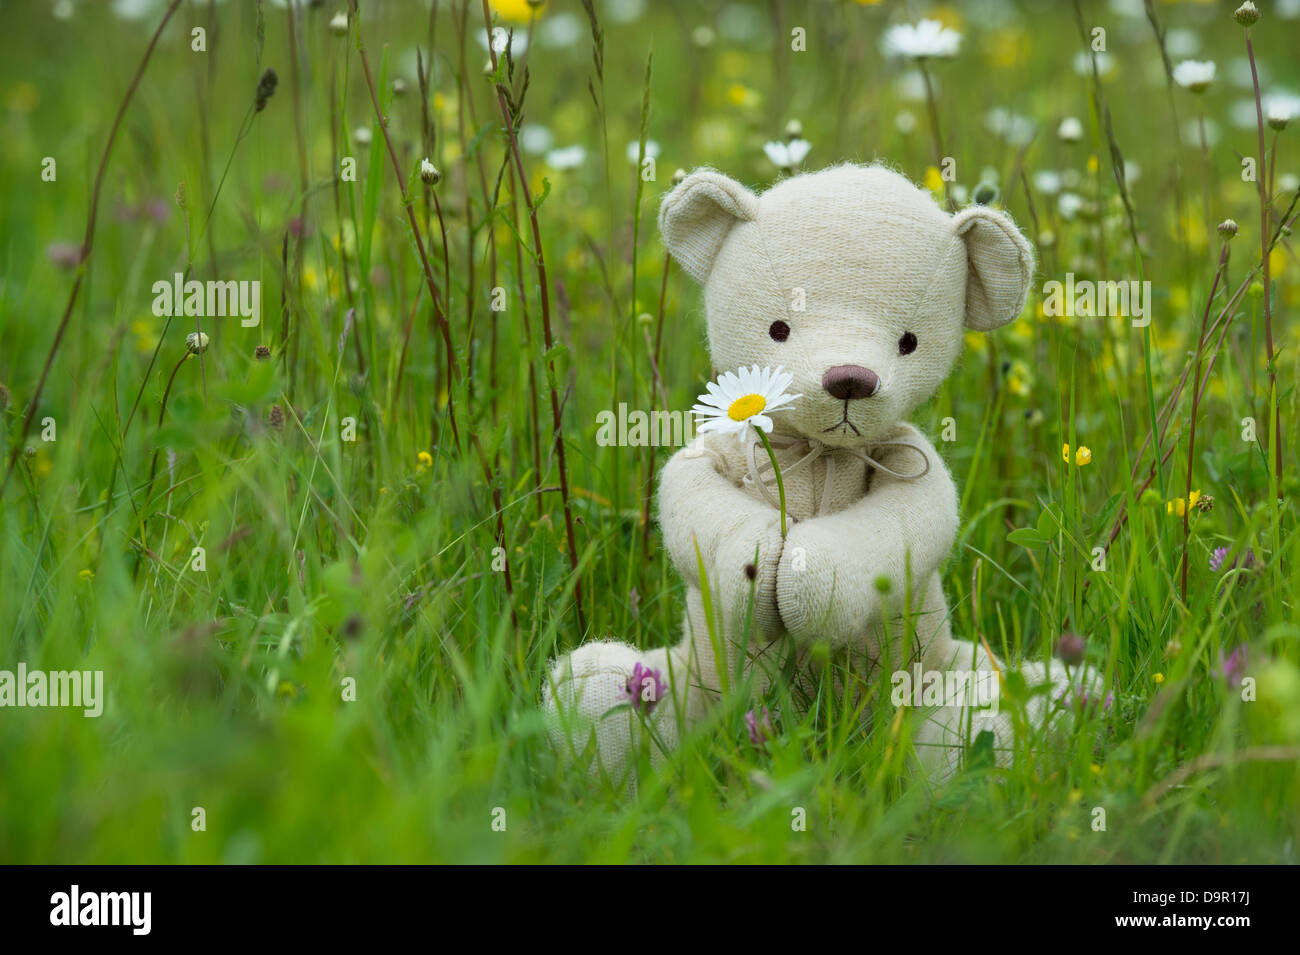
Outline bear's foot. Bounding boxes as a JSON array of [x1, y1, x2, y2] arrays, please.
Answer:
[[542, 642, 683, 792]]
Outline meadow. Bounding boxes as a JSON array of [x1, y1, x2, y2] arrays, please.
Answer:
[[0, 0, 1298, 864]]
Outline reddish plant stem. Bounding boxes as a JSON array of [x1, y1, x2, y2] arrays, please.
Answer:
[[481, 0, 584, 632], [0, 0, 184, 502], [348, 0, 460, 449]]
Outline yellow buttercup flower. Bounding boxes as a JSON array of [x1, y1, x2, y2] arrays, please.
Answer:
[[490, 0, 540, 24], [416, 451, 433, 471], [924, 165, 945, 193], [1153, 672, 1165, 684]]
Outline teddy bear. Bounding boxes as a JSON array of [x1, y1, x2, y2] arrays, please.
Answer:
[[543, 163, 1093, 789]]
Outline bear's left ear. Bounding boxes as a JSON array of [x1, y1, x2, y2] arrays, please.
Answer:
[[952, 206, 1035, 331]]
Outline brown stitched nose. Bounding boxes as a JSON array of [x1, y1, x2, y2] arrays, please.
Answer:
[[822, 364, 879, 400]]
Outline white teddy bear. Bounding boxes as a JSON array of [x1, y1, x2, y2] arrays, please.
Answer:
[[544, 163, 1093, 788]]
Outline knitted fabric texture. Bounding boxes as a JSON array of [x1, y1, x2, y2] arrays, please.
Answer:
[[544, 163, 1096, 789]]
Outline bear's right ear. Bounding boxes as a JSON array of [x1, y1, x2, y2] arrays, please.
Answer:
[[659, 169, 760, 284]]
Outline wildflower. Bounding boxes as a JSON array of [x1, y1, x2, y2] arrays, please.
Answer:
[[745, 707, 775, 746], [517, 124, 554, 155], [353, 126, 373, 147], [416, 450, 433, 471], [1267, 99, 1293, 130], [1065, 687, 1114, 713], [622, 662, 666, 714], [923, 165, 945, 193], [1172, 59, 1216, 93], [1233, 2, 1260, 27], [625, 139, 661, 164], [254, 68, 278, 113], [881, 19, 961, 59], [1057, 116, 1084, 143], [1061, 443, 1091, 466], [480, 26, 528, 58], [1058, 192, 1084, 220], [692, 366, 800, 443], [46, 242, 83, 270], [693, 366, 800, 535], [1072, 51, 1114, 77], [1209, 546, 1231, 572], [1153, 672, 1165, 684], [1218, 219, 1239, 239], [329, 11, 348, 35], [419, 158, 441, 185], [672, 168, 686, 186], [972, 182, 999, 205], [544, 145, 586, 170], [1165, 490, 1201, 517], [763, 138, 811, 172], [186, 332, 210, 354], [1164, 639, 1182, 658], [1056, 632, 1086, 667], [1194, 493, 1214, 513], [783, 119, 803, 140], [1033, 170, 1062, 195], [1217, 646, 1248, 687], [78, 569, 94, 582]]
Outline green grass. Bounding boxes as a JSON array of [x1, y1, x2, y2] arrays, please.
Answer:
[[1, 0, 1298, 863]]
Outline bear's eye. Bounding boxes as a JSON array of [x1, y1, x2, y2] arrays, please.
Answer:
[[898, 331, 918, 355], [769, 320, 790, 342]]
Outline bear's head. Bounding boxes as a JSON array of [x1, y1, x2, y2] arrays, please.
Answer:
[[660, 163, 1034, 447]]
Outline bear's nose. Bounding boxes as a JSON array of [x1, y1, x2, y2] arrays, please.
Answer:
[[822, 364, 879, 400]]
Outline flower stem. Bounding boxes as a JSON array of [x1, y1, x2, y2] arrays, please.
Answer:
[[755, 428, 787, 538]]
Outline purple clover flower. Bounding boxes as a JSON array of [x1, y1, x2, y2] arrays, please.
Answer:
[[622, 662, 665, 714], [1217, 646, 1248, 687], [1062, 687, 1114, 713], [745, 707, 774, 746]]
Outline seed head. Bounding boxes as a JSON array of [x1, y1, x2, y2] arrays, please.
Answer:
[[1217, 219, 1238, 239], [254, 68, 278, 112], [186, 331, 210, 354], [255, 344, 271, 360], [419, 158, 441, 186], [1233, 2, 1260, 26], [268, 404, 285, 431], [1056, 632, 1087, 667]]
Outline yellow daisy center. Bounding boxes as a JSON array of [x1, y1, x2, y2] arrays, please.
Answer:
[[728, 394, 767, 421]]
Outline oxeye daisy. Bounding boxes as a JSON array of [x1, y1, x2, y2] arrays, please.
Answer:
[[1173, 59, 1216, 93], [763, 138, 811, 172], [881, 19, 961, 60], [691, 365, 800, 442], [692, 365, 800, 535]]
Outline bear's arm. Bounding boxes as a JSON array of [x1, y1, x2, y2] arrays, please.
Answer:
[[658, 434, 786, 636], [775, 423, 959, 647]]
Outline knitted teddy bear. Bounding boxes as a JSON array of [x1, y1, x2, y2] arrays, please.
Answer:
[[544, 163, 1089, 788]]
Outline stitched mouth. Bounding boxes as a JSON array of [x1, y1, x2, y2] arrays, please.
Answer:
[[820, 401, 861, 436]]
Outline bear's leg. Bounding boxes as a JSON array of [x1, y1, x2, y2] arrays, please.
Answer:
[[910, 640, 1098, 784], [542, 640, 695, 791]]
